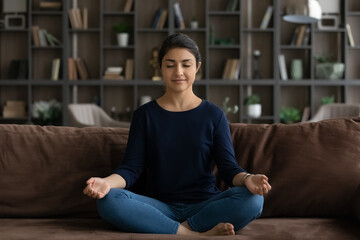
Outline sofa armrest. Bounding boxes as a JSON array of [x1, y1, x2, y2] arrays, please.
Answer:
[[354, 184, 360, 222]]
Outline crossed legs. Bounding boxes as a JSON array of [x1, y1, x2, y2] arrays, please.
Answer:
[[97, 187, 263, 235]]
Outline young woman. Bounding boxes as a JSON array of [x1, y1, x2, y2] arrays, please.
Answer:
[[83, 33, 271, 236]]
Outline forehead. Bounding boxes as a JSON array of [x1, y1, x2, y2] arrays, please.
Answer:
[[163, 48, 195, 61]]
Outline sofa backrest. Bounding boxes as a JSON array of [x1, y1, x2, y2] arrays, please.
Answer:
[[0, 125, 129, 218], [229, 117, 360, 218], [0, 118, 359, 218]]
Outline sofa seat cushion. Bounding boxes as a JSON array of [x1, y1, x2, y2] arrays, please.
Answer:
[[0, 218, 358, 240]]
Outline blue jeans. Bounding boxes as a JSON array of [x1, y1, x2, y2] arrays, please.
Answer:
[[97, 187, 263, 234]]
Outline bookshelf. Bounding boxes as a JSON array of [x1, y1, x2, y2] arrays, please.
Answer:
[[0, 0, 359, 125]]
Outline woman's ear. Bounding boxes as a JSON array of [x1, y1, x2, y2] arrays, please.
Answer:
[[196, 62, 202, 73]]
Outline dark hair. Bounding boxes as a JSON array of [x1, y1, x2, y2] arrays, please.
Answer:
[[158, 33, 201, 69]]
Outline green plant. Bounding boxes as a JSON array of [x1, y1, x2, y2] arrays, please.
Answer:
[[279, 107, 301, 124], [112, 22, 130, 33], [314, 53, 335, 63], [321, 95, 335, 105], [32, 99, 62, 125], [244, 94, 260, 105]]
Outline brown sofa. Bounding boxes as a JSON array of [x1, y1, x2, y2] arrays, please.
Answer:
[[0, 118, 359, 240]]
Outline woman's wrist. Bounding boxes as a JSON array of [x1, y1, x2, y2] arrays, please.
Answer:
[[241, 173, 253, 186]]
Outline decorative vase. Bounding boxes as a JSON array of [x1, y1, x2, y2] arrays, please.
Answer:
[[291, 59, 303, 80], [315, 62, 345, 80], [247, 104, 262, 118], [117, 33, 129, 47], [190, 21, 199, 29]]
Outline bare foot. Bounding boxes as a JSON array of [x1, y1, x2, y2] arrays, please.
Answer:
[[177, 222, 235, 236], [202, 223, 235, 236]]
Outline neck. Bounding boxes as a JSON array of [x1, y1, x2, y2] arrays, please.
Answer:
[[157, 91, 201, 112]]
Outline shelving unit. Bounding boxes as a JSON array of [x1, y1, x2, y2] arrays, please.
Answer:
[[0, 0, 359, 125]]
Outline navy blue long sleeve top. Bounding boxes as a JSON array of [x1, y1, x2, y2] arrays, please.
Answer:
[[114, 100, 245, 203]]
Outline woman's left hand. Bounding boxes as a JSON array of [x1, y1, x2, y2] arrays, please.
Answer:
[[245, 174, 272, 196]]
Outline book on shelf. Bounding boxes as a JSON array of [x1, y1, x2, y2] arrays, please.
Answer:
[[38, 29, 48, 47], [68, 58, 77, 80], [51, 58, 61, 81], [278, 54, 288, 80], [226, 0, 238, 12], [152, 8, 163, 29], [39, 1, 62, 10], [83, 8, 88, 30], [31, 26, 40, 46], [68, 8, 84, 30], [290, 25, 310, 46], [260, 6, 273, 29], [2, 101, 27, 118], [123, 0, 134, 12], [173, 2, 185, 29], [32, 26, 62, 46], [157, 9, 168, 29], [17, 59, 28, 79], [7, 59, 28, 79], [44, 31, 61, 46], [74, 58, 90, 80], [222, 58, 241, 80], [125, 59, 134, 80], [302, 26, 311, 46], [103, 67, 124, 80], [346, 23, 355, 47], [295, 25, 306, 46]]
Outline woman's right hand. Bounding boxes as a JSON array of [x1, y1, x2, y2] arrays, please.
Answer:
[[83, 177, 111, 199]]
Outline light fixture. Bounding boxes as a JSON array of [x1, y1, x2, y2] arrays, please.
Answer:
[[283, 0, 322, 24]]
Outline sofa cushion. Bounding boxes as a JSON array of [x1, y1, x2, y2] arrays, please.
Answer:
[[229, 117, 360, 218], [0, 218, 359, 240], [0, 125, 129, 218]]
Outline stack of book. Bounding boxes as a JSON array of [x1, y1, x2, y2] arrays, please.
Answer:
[[222, 59, 241, 80], [103, 67, 124, 80], [39, 1, 61, 10], [68, 8, 88, 30], [2, 101, 27, 118]]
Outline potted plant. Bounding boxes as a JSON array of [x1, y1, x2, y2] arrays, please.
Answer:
[[190, 16, 199, 29], [279, 107, 301, 124], [244, 94, 261, 118], [32, 99, 62, 125], [314, 54, 344, 80], [321, 95, 335, 105], [113, 22, 130, 47]]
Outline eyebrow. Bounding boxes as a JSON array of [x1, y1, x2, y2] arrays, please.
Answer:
[[164, 59, 193, 63]]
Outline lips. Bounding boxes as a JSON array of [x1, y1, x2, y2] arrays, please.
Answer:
[[172, 79, 186, 83]]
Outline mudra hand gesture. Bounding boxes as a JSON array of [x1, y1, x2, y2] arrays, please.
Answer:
[[244, 174, 271, 196], [83, 177, 110, 199]]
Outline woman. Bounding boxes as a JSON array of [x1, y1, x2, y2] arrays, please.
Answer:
[[83, 33, 271, 236]]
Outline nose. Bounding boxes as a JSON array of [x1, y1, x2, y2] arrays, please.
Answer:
[[175, 65, 183, 76]]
